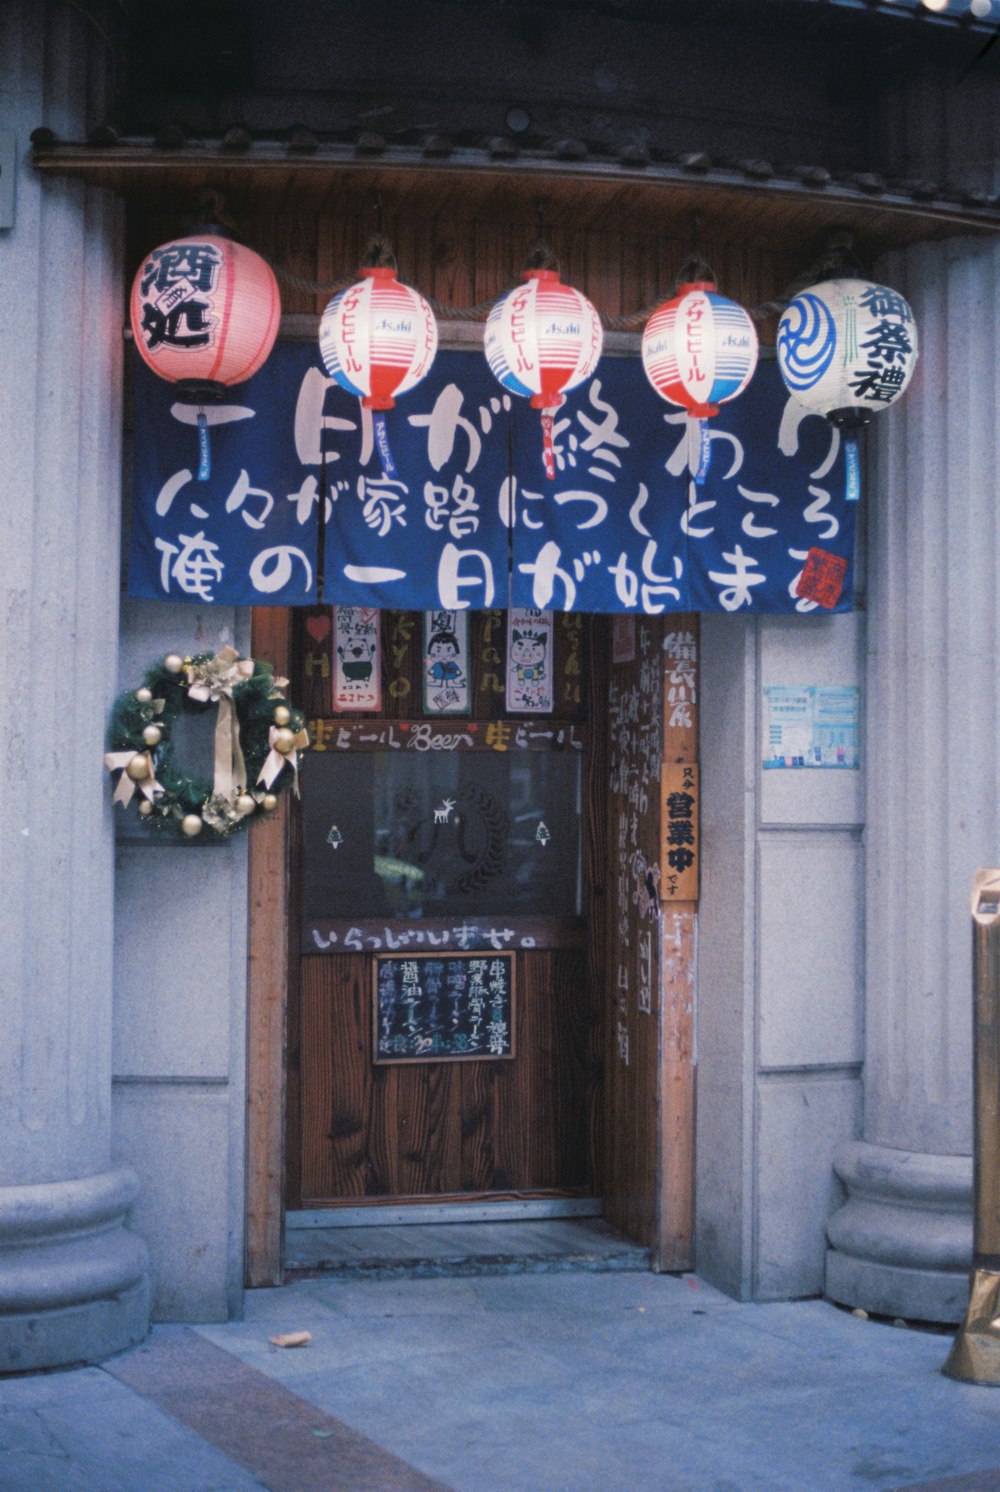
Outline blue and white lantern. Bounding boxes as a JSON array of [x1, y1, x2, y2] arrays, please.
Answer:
[[777, 278, 917, 502], [777, 278, 918, 429]]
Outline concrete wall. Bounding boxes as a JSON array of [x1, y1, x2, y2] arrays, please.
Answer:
[[111, 599, 250, 1322], [697, 607, 865, 1300]]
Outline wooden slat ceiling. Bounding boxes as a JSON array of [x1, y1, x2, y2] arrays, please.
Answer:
[[32, 142, 1000, 261]]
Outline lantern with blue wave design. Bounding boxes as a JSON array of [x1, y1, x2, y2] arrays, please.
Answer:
[[777, 278, 918, 502], [641, 279, 759, 485], [319, 266, 439, 477], [485, 268, 603, 479]]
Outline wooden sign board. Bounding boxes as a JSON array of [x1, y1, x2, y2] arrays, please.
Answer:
[[373, 952, 515, 1063], [660, 761, 699, 902]]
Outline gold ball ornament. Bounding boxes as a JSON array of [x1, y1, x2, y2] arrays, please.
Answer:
[[181, 814, 203, 837], [236, 793, 257, 817], [135, 687, 153, 704], [126, 752, 151, 782], [138, 800, 154, 817], [262, 794, 278, 812], [273, 704, 291, 726], [273, 727, 296, 754], [164, 653, 185, 674], [142, 723, 162, 746]]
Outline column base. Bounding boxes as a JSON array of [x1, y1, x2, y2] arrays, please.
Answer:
[[0, 1168, 150, 1372], [825, 1140, 971, 1324]]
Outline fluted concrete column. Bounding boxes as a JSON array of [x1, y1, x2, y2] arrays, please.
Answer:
[[0, 2, 150, 1368], [826, 236, 1000, 1322]]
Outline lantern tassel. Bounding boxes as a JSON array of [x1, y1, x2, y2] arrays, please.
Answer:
[[693, 418, 712, 485], [196, 410, 211, 481], [540, 409, 556, 480], [373, 410, 398, 479], [844, 435, 861, 503]]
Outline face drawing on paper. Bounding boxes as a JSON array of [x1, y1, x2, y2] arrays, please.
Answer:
[[510, 629, 546, 685], [426, 631, 465, 687], [338, 636, 375, 684]]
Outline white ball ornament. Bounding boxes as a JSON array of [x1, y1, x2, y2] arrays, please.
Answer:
[[126, 752, 151, 782], [164, 653, 185, 674], [274, 727, 296, 754], [262, 793, 278, 811], [236, 793, 257, 816], [181, 814, 203, 837], [142, 724, 162, 746], [138, 800, 154, 817], [135, 687, 153, 704], [273, 705, 291, 726]]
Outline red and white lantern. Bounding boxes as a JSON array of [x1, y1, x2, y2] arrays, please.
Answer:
[[130, 234, 281, 394], [130, 233, 281, 479], [485, 269, 603, 478], [319, 266, 438, 475], [641, 280, 758, 481]]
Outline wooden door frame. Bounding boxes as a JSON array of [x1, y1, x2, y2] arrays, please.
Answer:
[[243, 606, 697, 1286], [246, 604, 293, 1286]]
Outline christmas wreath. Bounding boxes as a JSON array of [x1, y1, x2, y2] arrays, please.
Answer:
[[105, 646, 309, 839]]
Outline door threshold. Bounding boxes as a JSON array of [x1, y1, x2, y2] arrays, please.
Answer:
[[287, 1196, 603, 1230], [283, 1214, 650, 1280]]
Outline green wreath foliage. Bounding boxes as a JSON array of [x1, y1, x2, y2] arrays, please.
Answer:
[[106, 650, 309, 840]]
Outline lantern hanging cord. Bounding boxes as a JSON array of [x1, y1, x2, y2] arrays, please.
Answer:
[[263, 233, 866, 328]]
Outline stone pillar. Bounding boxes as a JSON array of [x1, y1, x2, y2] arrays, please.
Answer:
[[825, 236, 1000, 1323], [0, 2, 150, 1368]]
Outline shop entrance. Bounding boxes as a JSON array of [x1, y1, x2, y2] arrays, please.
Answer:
[[286, 608, 604, 1215], [265, 604, 697, 1276]]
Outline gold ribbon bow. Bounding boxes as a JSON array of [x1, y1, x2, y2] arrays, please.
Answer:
[[185, 646, 256, 801], [257, 725, 310, 795], [103, 750, 162, 807]]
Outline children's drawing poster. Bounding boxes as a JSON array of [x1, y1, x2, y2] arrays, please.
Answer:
[[506, 607, 553, 713], [333, 606, 382, 712], [422, 609, 470, 715]]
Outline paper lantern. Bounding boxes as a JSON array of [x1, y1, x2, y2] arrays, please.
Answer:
[[485, 269, 603, 479], [319, 266, 438, 476], [641, 280, 758, 482], [777, 277, 918, 502], [776, 277, 918, 428], [130, 234, 280, 393], [130, 233, 281, 478]]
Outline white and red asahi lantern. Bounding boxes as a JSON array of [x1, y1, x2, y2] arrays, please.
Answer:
[[319, 266, 438, 475], [485, 268, 603, 478], [130, 233, 281, 478], [641, 280, 758, 482]]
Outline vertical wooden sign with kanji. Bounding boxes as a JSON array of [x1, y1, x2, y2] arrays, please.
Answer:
[[660, 761, 699, 901], [657, 614, 699, 1274], [660, 620, 699, 899]]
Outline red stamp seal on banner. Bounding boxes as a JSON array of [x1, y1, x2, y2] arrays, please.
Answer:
[[795, 548, 848, 609]]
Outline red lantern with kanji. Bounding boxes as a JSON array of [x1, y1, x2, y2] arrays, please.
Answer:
[[130, 234, 281, 478], [485, 268, 603, 479]]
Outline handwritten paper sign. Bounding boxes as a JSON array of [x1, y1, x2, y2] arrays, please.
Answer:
[[506, 606, 554, 713], [373, 952, 515, 1063], [333, 606, 381, 712], [422, 608, 470, 714]]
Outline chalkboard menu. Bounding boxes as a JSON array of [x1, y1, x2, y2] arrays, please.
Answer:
[[373, 953, 515, 1063]]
